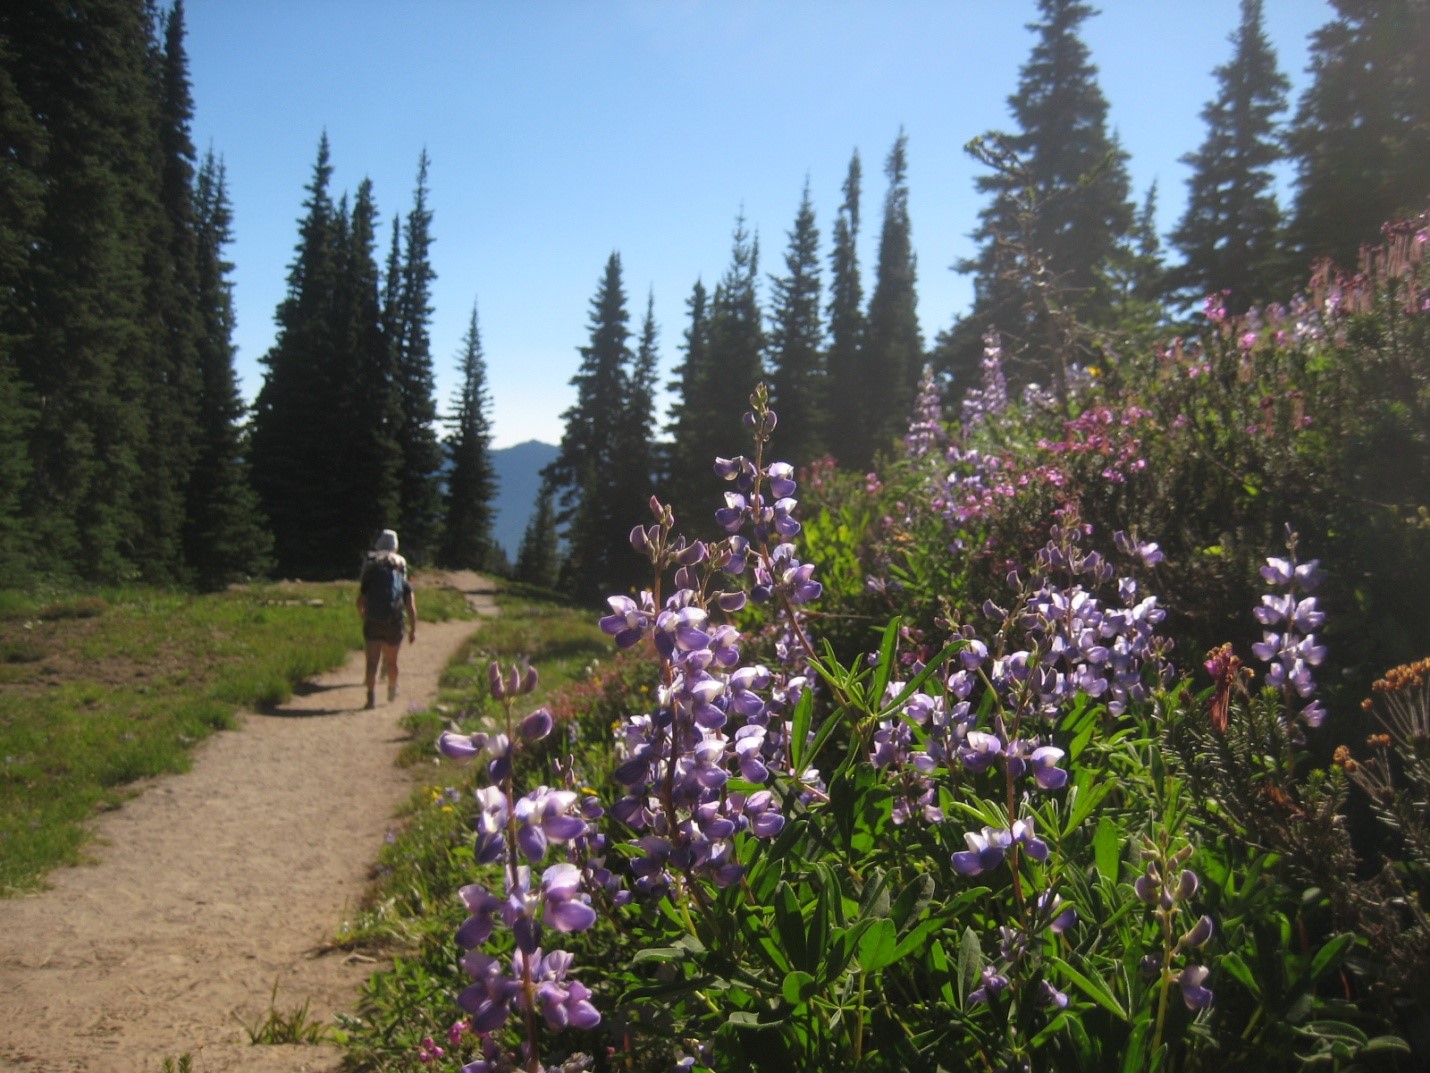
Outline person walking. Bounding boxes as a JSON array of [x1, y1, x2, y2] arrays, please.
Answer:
[[357, 529, 417, 709]]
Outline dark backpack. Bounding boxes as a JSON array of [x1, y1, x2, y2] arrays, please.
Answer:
[[363, 557, 405, 622]]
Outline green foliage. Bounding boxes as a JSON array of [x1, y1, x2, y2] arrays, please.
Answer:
[[238, 979, 333, 1045], [440, 301, 499, 571]]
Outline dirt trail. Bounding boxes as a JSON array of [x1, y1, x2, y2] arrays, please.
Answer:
[[0, 570, 497, 1073]]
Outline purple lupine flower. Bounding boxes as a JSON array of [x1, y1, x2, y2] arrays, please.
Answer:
[[515, 948, 603, 1031], [958, 730, 1004, 775], [1037, 890, 1077, 933], [1036, 979, 1070, 1009], [513, 787, 587, 861], [599, 593, 653, 649], [968, 964, 1009, 1003], [951, 825, 1012, 875], [1011, 817, 1049, 862], [1176, 964, 1214, 1009], [1181, 914, 1215, 949], [438, 730, 481, 762], [1027, 745, 1068, 790], [541, 863, 598, 933], [456, 884, 503, 948]]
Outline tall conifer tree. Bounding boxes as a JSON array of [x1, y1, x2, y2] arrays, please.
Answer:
[[825, 151, 865, 469], [332, 178, 401, 556], [612, 292, 660, 578], [862, 130, 922, 466], [515, 484, 560, 590], [391, 150, 445, 563], [0, 35, 42, 574], [250, 134, 343, 576], [6, 0, 170, 579], [441, 301, 499, 571], [184, 151, 271, 587], [1169, 0, 1290, 312], [953, 0, 1133, 398], [766, 180, 825, 469], [138, 0, 203, 582], [662, 278, 712, 529], [1289, 0, 1430, 268], [545, 253, 635, 601]]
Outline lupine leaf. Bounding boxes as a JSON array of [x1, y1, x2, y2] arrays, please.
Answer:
[[956, 926, 981, 1005], [1309, 931, 1357, 981], [1049, 955, 1128, 1020], [857, 917, 898, 973]]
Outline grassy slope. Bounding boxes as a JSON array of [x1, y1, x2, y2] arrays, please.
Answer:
[[0, 579, 472, 894]]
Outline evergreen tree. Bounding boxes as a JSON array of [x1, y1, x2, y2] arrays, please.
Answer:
[[514, 483, 560, 590], [668, 215, 764, 526], [861, 130, 923, 465], [137, 0, 203, 582], [5, 0, 171, 579], [183, 151, 271, 588], [544, 253, 635, 602], [1106, 183, 1170, 340], [391, 150, 445, 563], [953, 0, 1134, 398], [1289, 0, 1430, 268], [765, 179, 825, 469], [441, 300, 499, 571], [825, 151, 866, 469], [250, 134, 343, 576], [0, 34, 43, 575], [609, 291, 660, 591], [332, 177, 402, 555], [662, 278, 713, 528], [1169, 0, 1290, 313]]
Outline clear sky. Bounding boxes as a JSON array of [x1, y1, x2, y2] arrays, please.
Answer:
[[184, 0, 1330, 449]]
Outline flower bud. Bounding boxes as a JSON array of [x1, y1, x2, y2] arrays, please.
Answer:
[[487, 661, 506, 700], [1181, 914, 1215, 949], [520, 707, 554, 743]]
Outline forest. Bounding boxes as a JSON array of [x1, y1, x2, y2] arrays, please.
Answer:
[[0, 0, 1424, 597]]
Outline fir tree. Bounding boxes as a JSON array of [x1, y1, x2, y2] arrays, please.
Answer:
[[6, 0, 170, 579], [825, 151, 866, 469], [662, 278, 712, 528], [861, 130, 922, 465], [953, 0, 1134, 398], [766, 179, 825, 468], [545, 253, 635, 601], [391, 150, 445, 563], [514, 483, 560, 590], [1106, 183, 1170, 340], [332, 178, 402, 556], [609, 291, 660, 591], [668, 215, 764, 526], [0, 35, 43, 575], [250, 133, 343, 576], [183, 151, 271, 588], [1169, 0, 1290, 313], [1289, 0, 1430, 268], [441, 301, 499, 571]]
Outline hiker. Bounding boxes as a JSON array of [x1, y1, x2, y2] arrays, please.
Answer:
[[357, 529, 417, 710]]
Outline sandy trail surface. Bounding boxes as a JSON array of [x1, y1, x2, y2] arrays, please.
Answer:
[[0, 571, 496, 1073]]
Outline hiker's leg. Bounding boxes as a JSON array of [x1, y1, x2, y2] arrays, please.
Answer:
[[364, 640, 382, 690], [383, 640, 401, 701]]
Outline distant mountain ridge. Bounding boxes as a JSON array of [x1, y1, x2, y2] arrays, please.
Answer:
[[490, 440, 558, 560]]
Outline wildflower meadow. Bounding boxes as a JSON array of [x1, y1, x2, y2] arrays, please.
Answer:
[[353, 215, 1429, 1072]]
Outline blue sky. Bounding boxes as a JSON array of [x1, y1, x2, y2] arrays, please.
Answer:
[[185, 0, 1330, 449]]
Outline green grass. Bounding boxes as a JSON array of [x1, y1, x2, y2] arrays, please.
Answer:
[[0, 576, 473, 895]]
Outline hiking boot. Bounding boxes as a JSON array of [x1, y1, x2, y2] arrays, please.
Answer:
[[364, 688, 376, 710], [387, 680, 398, 703]]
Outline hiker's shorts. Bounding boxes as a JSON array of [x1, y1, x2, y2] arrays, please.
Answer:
[[363, 617, 405, 646]]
